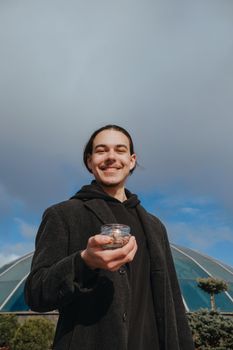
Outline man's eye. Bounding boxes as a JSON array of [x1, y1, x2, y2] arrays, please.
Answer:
[[96, 149, 105, 153]]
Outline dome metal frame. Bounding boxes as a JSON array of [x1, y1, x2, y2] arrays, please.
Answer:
[[0, 246, 233, 313]]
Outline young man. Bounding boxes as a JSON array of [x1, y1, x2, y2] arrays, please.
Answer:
[[25, 125, 194, 350]]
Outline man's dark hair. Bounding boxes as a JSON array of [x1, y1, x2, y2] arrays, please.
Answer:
[[83, 124, 137, 174]]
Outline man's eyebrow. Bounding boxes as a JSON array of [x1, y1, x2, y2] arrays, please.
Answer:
[[94, 144, 128, 149], [95, 143, 127, 148], [94, 144, 107, 149], [115, 144, 128, 148]]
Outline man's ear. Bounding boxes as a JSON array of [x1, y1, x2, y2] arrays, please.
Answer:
[[86, 155, 93, 173], [130, 153, 136, 171]]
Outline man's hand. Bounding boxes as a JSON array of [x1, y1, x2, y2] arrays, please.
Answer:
[[81, 234, 137, 271]]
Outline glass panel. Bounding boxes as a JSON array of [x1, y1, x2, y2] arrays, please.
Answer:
[[0, 255, 32, 309], [215, 292, 233, 312], [179, 280, 233, 312], [0, 254, 33, 276], [0, 281, 18, 305], [172, 248, 209, 279], [1, 280, 29, 312], [177, 246, 233, 282], [171, 246, 233, 311], [179, 279, 210, 311], [226, 282, 233, 299], [222, 263, 233, 274], [0, 256, 32, 282], [0, 262, 15, 275]]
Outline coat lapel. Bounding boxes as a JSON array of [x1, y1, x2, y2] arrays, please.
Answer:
[[83, 199, 117, 224], [136, 205, 166, 271], [136, 205, 167, 348]]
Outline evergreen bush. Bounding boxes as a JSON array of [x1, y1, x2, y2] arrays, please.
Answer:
[[0, 314, 19, 348], [188, 309, 233, 350], [11, 317, 55, 350]]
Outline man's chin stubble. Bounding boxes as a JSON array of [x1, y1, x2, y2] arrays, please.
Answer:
[[98, 180, 124, 188]]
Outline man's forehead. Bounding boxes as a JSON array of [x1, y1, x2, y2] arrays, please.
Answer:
[[93, 129, 130, 147]]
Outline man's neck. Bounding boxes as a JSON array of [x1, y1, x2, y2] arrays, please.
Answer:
[[98, 183, 127, 202]]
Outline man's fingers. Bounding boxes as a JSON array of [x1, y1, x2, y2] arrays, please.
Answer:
[[99, 237, 137, 269], [88, 234, 112, 247], [105, 236, 136, 259], [107, 244, 138, 272], [84, 234, 137, 271], [125, 242, 138, 262]]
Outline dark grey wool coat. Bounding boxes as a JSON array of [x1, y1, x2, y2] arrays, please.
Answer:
[[24, 198, 194, 350]]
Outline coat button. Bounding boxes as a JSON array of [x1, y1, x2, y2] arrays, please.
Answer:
[[59, 290, 65, 297], [119, 267, 126, 275], [122, 312, 127, 322]]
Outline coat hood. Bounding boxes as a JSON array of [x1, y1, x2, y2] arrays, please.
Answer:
[[71, 181, 140, 208]]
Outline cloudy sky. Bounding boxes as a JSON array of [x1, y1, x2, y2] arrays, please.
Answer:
[[0, 0, 233, 267]]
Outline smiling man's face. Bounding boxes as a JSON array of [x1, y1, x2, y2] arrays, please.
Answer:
[[87, 129, 136, 189]]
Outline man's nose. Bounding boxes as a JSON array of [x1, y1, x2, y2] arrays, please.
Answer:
[[106, 149, 116, 160]]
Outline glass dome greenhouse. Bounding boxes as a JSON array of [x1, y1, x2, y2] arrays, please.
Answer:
[[0, 245, 233, 312]]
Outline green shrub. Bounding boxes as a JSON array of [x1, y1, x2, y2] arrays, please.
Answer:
[[0, 314, 19, 348], [188, 309, 233, 350], [11, 317, 55, 350]]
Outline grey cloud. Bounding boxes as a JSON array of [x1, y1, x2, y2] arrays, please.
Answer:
[[167, 221, 233, 250], [14, 218, 37, 239], [0, 148, 88, 211], [0, 0, 233, 215], [0, 183, 22, 218]]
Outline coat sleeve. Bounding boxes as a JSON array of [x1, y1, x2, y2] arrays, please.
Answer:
[[161, 223, 195, 350], [24, 206, 99, 312]]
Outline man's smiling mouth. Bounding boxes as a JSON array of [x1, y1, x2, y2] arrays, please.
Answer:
[[100, 164, 122, 170], [101, 167, 121, 171]]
